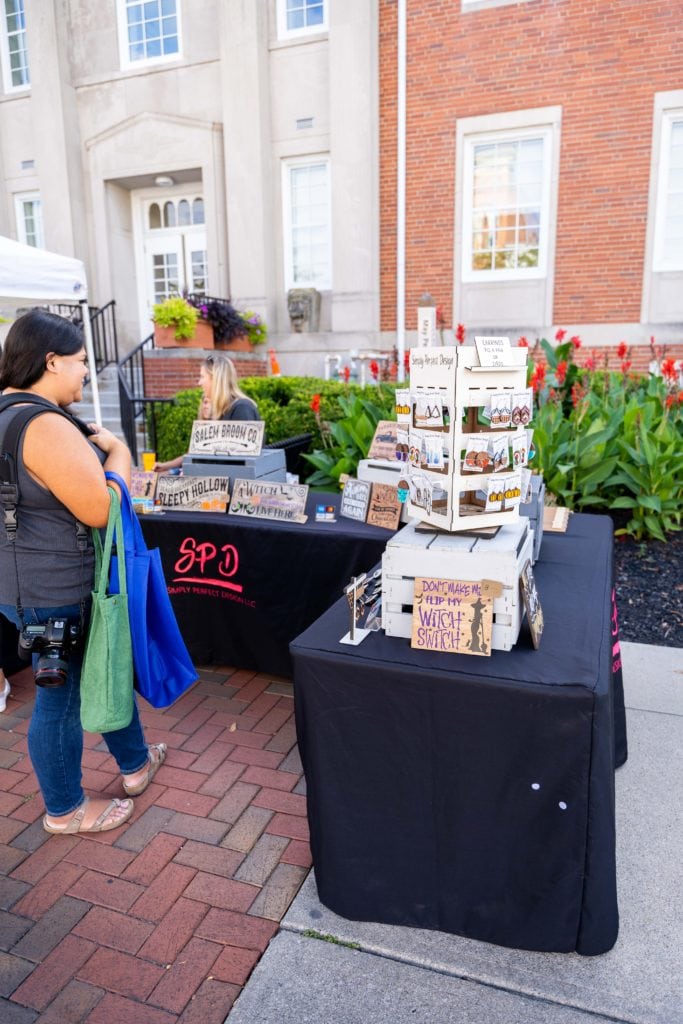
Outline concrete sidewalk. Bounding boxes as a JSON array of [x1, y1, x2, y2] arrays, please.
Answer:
[[228, 642, 683, 1024]]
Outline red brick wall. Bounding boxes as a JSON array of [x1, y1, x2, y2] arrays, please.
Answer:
[[380, 0, 683, 329], [143, 350, 268, 398]]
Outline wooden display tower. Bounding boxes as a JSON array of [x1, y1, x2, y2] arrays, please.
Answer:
[[399, 345, 530, 532]]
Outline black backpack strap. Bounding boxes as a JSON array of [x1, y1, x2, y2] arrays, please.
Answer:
[[0, 401, 92, 543]]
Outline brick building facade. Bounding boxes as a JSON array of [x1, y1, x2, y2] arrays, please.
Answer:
[[379, 0, 683, 364]]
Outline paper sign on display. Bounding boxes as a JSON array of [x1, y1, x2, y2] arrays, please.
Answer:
[[520, 559, 544, 649], [367, 482, 402, 531], [189, 419, 265, 457], [228, 479, 308, 523], [156, 475, 231, 512], [339, 478, 372, 522], [474, 335, 512, 368], [411, 577, 493, 656], [367, 420, 399, 461]]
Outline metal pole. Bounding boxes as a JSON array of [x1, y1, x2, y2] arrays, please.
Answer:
[[79, 298, 102, 425], [396, 0, 407, 382]]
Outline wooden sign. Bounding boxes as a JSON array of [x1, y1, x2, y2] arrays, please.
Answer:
[[520, 559, 544, 648], [543, 505, 570, 532], [474, 335, 512, 368], [130, 470, 157, 500], [411, 576, 493, 656], [156, 475, 231, 512], [417, 306, 437, 348], [188, 419, 264, 457], [339, 478, 372, 522], [228, 479, 308, 523], [367, 482, 401, 531], [367, 420, 399, 461]]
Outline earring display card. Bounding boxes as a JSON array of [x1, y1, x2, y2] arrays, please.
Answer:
[[491, 435, 509, 472], [512, 390, 533, 426], [489, 392, 512, 429], [414, 394, 444, 428], [511, 430, 528, 468], [463, 437, 490, 473]]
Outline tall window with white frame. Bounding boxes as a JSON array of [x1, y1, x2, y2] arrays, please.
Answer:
[[118, 0, 180, 68], [462, 130, 551, 281], [0, 0, 29, 92], [283, 159, 331, 290], [15, 192, 44, 248], [654, 112, 683, 272], [277, 0, 327, 39]]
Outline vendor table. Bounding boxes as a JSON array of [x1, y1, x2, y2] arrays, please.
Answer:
[[291, 513, 627, 955], [139, 492, 392, 678]]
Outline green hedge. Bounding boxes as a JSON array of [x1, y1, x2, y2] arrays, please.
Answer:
[[154, 376, 396, 476]]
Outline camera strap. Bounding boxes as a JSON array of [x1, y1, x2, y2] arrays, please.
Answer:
[[0, 397, 93, 628]]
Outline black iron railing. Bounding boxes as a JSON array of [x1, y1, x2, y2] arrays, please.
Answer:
[[46, 300, 119, 373]]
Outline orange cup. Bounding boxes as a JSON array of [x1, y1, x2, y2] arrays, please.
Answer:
[[141, 451, 156, 472]]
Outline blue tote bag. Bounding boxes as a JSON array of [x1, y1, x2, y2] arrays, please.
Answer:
[[105, 471, 197, 707]]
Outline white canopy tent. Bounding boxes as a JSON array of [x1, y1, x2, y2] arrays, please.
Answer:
[[0, 235, 101, 423]]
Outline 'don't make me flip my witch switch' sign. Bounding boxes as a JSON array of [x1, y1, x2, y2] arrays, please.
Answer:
[[411, 576, 494, 656]]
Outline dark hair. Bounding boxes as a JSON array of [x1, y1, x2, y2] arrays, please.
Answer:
[[0, 309, 84, 390]]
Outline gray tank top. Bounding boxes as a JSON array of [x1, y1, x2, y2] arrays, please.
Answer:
[[0, 405, 97, 607]]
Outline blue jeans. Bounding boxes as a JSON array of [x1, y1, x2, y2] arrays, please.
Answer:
[[0, 602, 149, 816]]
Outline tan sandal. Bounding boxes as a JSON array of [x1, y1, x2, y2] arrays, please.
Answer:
[[122, 743, 167, 796], [43, 796, 133, 835]]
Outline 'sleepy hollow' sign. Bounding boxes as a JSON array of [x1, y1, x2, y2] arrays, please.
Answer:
[[189, 419, 264, 457], [228, 479, 309, 523], [156, 475, 231, 512]]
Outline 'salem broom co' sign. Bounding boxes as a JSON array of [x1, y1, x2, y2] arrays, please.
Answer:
[[189, 419, 265, 457]]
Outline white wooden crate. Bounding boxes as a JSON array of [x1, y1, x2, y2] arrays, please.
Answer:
[[382, 518, 533, 651]]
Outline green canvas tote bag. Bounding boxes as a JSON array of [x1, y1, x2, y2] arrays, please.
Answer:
[[80, 487, 134, 733]]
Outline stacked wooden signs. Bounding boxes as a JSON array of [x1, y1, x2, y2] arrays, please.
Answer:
[[339, 478, 402, 531]]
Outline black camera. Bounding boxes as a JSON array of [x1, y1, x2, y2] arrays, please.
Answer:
[[18, 618, 82, 688]]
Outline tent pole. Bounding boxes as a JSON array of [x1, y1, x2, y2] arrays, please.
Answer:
[[79, 299, 102, 426]]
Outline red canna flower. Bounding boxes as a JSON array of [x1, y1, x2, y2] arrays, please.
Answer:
[[583, 355, 597, 371], [620, 360, 632, 374], [404, 350, 411, 373], [617, 341, 628, 360], [530, 362, 547, 392], [570, 335, 582, 350], [436, 305, 446, 329], [517, 336, 529, 347], [369, 360, 379, 380], [661, 357, 678, 381], [343, 366, 351, 383], [555, 328, 567, 343], [571, 381, 587, 408], [310, 394, 321, 414], [665, 394, 675, 408], [456, 323, 466, 344], [555, 360, 568, 384]]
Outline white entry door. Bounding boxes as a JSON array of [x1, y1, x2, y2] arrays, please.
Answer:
[[135, 189, 208, 330]]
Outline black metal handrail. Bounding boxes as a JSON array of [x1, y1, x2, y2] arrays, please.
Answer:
[[117, 334, 158, 463], [46, 300, 119, 373]]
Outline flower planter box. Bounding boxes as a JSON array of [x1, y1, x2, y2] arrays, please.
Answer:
[[154, 320, 215, 349], [214, 333, 252, 352]]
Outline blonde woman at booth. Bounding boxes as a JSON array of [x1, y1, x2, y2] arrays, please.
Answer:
[[155, 354, 261, 472]]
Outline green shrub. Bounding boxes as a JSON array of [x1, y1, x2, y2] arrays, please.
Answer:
[[531, 340, 683, 541]]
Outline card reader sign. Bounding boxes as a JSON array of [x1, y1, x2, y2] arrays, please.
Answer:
[[189, 420, 264, 457]]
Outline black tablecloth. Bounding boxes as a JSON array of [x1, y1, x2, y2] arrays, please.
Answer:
[[139, 493, 392, 677], [290, 513, 627, 955]]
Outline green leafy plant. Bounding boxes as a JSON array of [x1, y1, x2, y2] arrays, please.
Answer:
[[531, 345, 683, 541], [154, 376, 396, 473], [152, 296, 199, 341], [302, 392, 395, 488]]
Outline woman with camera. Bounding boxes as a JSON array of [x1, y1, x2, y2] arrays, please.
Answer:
[[155, 353, 261, 472], [0, 310, 165, 835]]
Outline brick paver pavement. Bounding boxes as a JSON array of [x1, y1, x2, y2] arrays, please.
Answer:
[[0, 664, 311, 1022]]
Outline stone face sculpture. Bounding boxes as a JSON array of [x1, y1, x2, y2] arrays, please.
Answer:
[[287, 287, 321, 332]]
